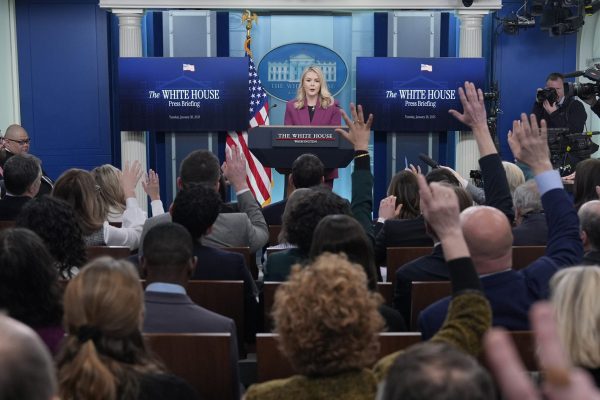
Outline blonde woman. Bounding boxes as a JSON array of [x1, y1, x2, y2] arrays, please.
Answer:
[[92, 164, 164, 222], [551, 266, 600, 387], [57, 257, 198, 399], [284, 65, 341, 185]]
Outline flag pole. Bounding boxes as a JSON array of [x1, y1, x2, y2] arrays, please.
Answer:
[[242, 10, 257, 58]]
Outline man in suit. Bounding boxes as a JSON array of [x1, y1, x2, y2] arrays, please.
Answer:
[[0, 154, 42, 220], [512, 179, 548, 245], [141, 222, 241, 399], [0, 314, 57, 400], [418, 83, 583, 339], [1, 124, 53, 196], [171, 184, 258, 341], [579, 200, 600, 265], [261, 153, 324, 226], [139, 146, 268, 255]]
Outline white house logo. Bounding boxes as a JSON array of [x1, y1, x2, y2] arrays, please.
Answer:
[[257, 43, 348, 101]]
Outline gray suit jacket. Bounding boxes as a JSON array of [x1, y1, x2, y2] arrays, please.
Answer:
[[143, 290, 241, 399], [139, 190, 268, 255]]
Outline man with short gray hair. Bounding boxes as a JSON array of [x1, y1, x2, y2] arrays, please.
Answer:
[[512, 179, 548, 245], [0, 313, 58, 400], [579, 200, 600, 265]]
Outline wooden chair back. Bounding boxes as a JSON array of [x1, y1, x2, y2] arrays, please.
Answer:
[[86, 246, 130, 261], [386, 247, 433, 288], [377, 282, 393, 306], [0, 220, 15, 230], [512, 246, 546, 270], [410, 281, 452, 330], [221, 247, 258, 280], [481, 331, 537, 371], [256, 332, 422, 382], [262, 282, 279, 332], [145, 333, 235, 400]]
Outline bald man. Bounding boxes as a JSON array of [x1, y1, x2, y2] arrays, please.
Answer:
[[579, 200, 600, 265], [1, 124, 53, 196], [418, 83, 582, 339], [0, 314, 58, 400]]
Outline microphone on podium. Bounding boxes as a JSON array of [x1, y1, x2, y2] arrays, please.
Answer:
[[418, 153, 440, 169], [266, 103, 278, 120]]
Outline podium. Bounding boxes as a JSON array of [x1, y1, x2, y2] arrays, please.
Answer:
[[248, 126, 354, 169]]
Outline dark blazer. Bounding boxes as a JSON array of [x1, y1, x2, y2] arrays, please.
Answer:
[[191, 243, 258, 341], [143, 290, 240, 399], [582, 250, 600, 266], [0, 195, 31, 220], [284, 99, 341, 126], [374, 216, 433, 266], [393, 244, 448, 323], [261, 199, 287, 226], [0, 150, 53, 197], [512, 213, 548, 246], [419, 186, 583, 339], [264, 248, 307, 282]]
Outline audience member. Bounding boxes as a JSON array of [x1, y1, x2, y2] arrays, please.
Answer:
[[309, 214, 407, 331], [170, 184, 258, 341], [0, 154, 42, 220], [418, 83, 582, 339], [485, 301, 600, 400], [379, 342, 495, 400], [52, 164, 145, 249], [579, 200, 600, 265], [141, 223, 240, 398], [16, 196, 86, 278], [573, 158, 600, 210], [0, 313, 58, 400], [0, 228, 64, 354], [551, 267, 600, 387], [374, 173, 492, 379], [392, 184, 473, 323], [1, 124, 53, 196], [382, 170, 420, 220], [262, 153, 324, 226], [512, 179, 547, 245], [57, 257, 198, 400], [140, 147, 268, 254], [92, 164, 163, 221], [246, 253, 385, 399]]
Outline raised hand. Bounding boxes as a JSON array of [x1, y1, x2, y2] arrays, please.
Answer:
[[142, 169, 160, 201], [378, 195, 401, 221], [121, 160, 143, 199], [507, 113, 552, 175], [335, 103, 373, 151], [222, 144, 249, 192]]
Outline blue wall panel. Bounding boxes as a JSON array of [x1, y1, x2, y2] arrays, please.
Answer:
[[16, 0, 112, 178]]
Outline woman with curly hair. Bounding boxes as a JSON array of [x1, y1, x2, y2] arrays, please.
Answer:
[[16, 196, 86, 278], [53, 162, 148, 249], [0, 228, 64, 353], [57, 257, 198, 400], [247, 253, 385, 399]]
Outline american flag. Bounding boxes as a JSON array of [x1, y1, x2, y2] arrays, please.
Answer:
[[226, 56, 272, 205]]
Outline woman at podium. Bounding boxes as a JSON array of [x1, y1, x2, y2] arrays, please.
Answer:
[[284, 66, 341, 185]]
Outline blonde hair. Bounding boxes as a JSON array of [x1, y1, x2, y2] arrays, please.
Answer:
[[274, 253, 384, 376], [294, 66, 334, 109], [92, 164, 126, 216], [502, 161, 525, 196], [551, 266, 600, 368], [57, 257, 162, 400]]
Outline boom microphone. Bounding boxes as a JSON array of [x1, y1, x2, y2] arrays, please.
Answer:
[[418, 153, 440, 169], [563, 71, 585, 78]]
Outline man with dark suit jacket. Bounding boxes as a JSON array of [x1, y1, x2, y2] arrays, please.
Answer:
[[0, 154, 42, 220], [141, 223, 241, 399], [579, 200, 600, 265], [261, 153, 324, 226], [1, 124, 53, 196], [512, 179, 548, 245], [140, 147, 268, 255], [418, 83, 582, 339], [171, 184, 258, 341]]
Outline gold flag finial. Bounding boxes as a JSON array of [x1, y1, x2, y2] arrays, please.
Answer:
[[242, 10, 258, 58]]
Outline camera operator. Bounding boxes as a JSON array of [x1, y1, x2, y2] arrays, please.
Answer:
[[581, 95, 600, 117], [532, 72, 587, 135]]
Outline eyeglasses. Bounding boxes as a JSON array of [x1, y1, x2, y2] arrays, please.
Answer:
[[3, 138, 31, 146]]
